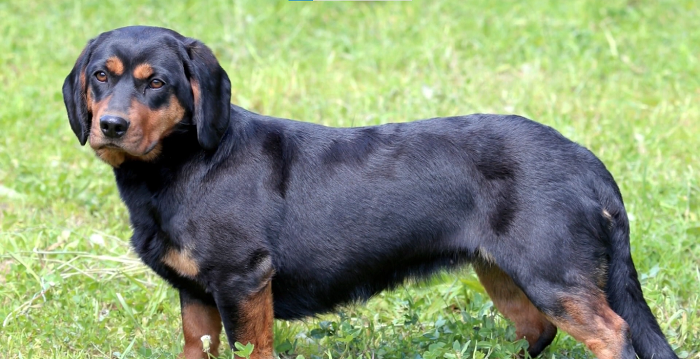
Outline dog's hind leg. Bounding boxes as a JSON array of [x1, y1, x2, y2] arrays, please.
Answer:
[[487, 259, 637, 359], [474, 262, 557, 357], [541, 291, 636, 359]]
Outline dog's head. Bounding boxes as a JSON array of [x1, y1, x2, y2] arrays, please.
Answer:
[[62, 26, 231, 167]]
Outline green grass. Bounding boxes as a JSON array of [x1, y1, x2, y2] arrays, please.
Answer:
[[1, 0, 699, 358]]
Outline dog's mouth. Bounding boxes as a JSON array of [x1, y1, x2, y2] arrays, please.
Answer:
[[99, 143, 120, 150], [97, 140, 159, 156]]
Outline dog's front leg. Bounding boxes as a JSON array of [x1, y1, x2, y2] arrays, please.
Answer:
[[214, 279, 274, 359], [179, 288, 223, 359]]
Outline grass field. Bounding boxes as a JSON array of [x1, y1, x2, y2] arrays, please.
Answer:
[[1, 0, 699, 358]]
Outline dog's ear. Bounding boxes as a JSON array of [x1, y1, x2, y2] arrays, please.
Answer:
[[181, 38, 232, 151], [63, 39, 96, 146]]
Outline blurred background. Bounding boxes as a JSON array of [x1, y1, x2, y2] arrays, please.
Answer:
[[0, 0, 698, 358]]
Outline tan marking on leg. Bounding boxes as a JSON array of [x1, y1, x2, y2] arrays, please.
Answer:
[[133, 63, 153, 80], [163, 248, 199, 277], [105, 56, 124, 76], [180, 303, 222, 359], [237, 281, 274, 359], [548, 295, 630, 359], [474, 263, 557, 354]]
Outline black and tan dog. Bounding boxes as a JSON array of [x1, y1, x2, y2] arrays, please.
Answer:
[[63, 26, 678, 359]]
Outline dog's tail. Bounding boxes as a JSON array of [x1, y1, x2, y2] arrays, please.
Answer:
[[602, 187, 678, 359]]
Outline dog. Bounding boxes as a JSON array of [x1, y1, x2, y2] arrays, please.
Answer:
[[63, 26, 678, 359]]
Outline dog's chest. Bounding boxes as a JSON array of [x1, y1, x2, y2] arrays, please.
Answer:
[[117, 168, 197, 265]]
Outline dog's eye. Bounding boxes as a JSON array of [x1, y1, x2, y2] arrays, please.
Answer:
[[149, 79, 165, 89], [95, 71, 108, 82]]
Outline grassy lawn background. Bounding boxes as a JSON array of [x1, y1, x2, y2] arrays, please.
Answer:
[[1, 0, 698, 358]]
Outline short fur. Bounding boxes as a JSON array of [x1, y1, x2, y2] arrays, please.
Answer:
[[63, 26, 678, 359]]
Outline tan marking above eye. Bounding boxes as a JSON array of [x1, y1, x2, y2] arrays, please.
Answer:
[[105, 56, 124, 76], [133, 63, 154, 80]]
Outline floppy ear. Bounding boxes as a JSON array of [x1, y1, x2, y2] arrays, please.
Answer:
[[62, 39, 96, 146], [182, 38, 232, 151]]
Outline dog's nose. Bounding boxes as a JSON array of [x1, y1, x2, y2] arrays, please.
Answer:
[[100, 115, 130, 139]]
